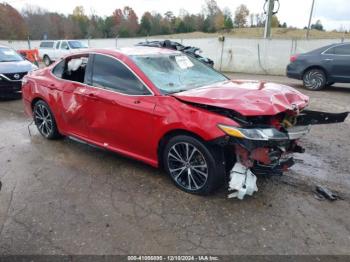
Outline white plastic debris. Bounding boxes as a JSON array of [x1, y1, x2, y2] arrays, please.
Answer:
[[228, 162, 258, 200]]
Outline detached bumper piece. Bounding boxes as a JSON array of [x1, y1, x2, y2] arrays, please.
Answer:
[[296, 110, 349, 125], [228, 162, 258, 200], [228, 144, 297, 200]]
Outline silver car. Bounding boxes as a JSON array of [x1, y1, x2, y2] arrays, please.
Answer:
[[0, 45, 38, 97]]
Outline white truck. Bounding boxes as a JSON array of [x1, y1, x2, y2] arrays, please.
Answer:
[[38, 40, 88, 66]]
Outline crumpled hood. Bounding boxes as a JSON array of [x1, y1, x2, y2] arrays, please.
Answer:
[[0, 60, 35, 74], [173, 80, 309, 116]]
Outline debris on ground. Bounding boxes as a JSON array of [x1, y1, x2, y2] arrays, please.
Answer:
[[314, 185, 343, 201], [228, 162, 258, 200]]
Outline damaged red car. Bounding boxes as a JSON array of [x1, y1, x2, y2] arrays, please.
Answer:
[[22, 47, 349, 199]]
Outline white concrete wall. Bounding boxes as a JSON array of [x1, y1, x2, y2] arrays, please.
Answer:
[[0, 37, 343, 75]]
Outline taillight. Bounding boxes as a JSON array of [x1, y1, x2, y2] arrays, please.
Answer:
[[290, 54, 299, 63]]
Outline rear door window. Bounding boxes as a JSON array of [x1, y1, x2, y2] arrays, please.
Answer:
[[91, 54, 150, 95], [55, 41, 61, 49], [334, 44, 350, 55], [52, 55, 89, 84]]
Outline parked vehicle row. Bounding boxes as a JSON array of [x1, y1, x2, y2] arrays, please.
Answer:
[[0, 45, 37, 98], [38, 40, 88, 66], [287, 42, 350, 90], [21, 46, 348, 198]]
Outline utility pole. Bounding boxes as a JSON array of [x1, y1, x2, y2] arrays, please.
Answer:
[[306, 0, 316, 39], [264, 0, 274, 38]]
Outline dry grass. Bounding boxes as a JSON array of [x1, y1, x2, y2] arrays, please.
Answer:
[[153, 28, 350, 40]]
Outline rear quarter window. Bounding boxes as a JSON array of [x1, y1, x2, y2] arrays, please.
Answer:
[[323, 47, 335, 55], [40, 42, 54, 48], [334, 44, 350, 55]]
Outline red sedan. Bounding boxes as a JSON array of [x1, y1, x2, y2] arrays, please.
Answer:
[[22, 47, 348, 198]]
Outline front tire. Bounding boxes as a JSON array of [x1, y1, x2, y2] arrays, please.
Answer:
[[33, 100, 61, 139], [162, 135, 225, 195], [303, 69, 326, 91]]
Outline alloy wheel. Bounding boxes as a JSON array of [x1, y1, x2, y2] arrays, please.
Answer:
[[34, 103, 53, 137], [303, 70, 325, 90], [167, 142, 208, 191]]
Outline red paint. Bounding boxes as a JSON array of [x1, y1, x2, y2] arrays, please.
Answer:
[[22, 47, 310, 168], [250, 148, 271, 165], [174, 80, 309, 116], [234, 145, 253, 168]]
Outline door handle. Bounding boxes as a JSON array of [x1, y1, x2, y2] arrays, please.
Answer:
[[134, 100, 141, 104], [87, 93, 99, 100], [324, 58, 333, 61]]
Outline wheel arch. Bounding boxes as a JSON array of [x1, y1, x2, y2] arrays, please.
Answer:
[[157, 129, 208, 169], [31, 96, 47, 110], [30, 97, 62, 133], [302, 65, 329, 80]]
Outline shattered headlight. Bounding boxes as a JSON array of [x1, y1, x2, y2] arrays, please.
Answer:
[[217, 124, 288, 141]]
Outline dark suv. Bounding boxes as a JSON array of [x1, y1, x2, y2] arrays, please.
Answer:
[[0, 45, 37, 98], [286, 43, 350, 90]]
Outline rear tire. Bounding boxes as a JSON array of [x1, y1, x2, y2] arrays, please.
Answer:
[[162, 135, 225, 195], [33, 100, 62, 139], [43, 55, 52, 66], [303, 69, 326, 91]]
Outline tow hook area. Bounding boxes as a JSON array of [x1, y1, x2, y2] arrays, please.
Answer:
[[228, 162, 258, 200], [227, 144, 296, 199]]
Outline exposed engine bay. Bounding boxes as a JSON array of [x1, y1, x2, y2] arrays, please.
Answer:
[[184, 99, 349, 199]]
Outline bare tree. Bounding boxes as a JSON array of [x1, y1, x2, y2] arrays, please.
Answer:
[[234, 4, 250, 28]]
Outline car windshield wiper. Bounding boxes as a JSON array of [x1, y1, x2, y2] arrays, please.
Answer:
[[164, 89, 188, 94]]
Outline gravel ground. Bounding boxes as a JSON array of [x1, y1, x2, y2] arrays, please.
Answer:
[[0, 74, 349, 255]]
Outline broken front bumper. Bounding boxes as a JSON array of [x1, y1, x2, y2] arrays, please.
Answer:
[[215, 110, 349, 200]]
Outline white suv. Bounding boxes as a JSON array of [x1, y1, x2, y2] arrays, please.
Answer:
[[38, 40, 88, 66]]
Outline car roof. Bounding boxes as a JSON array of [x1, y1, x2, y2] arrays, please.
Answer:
[[88, 46, 181, 57], [40, 40, 82, 42], [118, 46, 181, 56], [307, 42, 350, 54]]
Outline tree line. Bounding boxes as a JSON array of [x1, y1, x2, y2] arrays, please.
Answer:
[[0, 0, 291, 40]]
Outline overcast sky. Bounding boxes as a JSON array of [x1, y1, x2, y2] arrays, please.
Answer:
[[5, 0, 350, 31]]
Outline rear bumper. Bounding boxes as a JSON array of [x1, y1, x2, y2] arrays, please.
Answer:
[[286, 64, 303, 80]]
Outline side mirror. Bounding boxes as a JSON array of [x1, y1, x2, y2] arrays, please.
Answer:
[[66, 46, 70, 50]]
